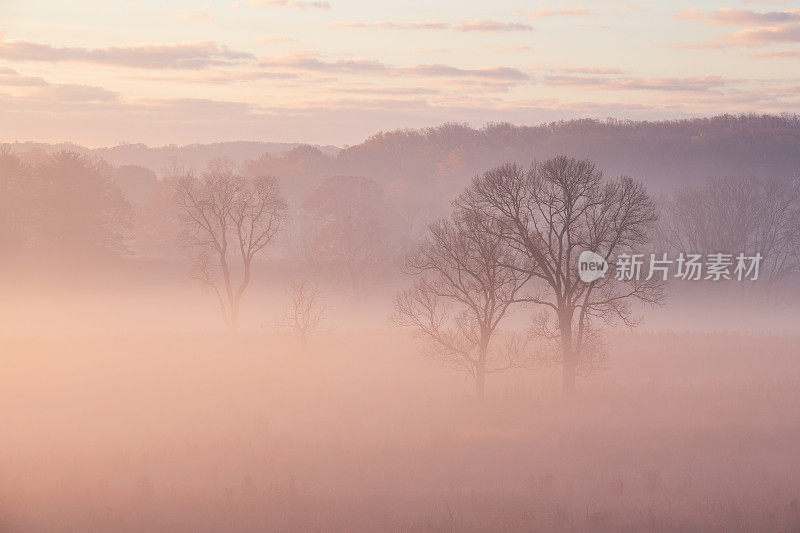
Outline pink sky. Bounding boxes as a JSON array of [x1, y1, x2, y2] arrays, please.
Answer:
[[1, 0, 799, 146]]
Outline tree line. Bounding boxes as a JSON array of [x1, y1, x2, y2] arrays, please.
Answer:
[[2, 145, 799, 397]]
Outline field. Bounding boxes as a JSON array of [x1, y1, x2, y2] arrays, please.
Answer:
[[2, 321, 799, 531]]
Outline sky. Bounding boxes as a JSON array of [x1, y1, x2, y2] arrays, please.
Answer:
[[1, 0, 799, 147]]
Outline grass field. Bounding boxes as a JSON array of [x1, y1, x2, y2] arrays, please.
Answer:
[[2, 327, 799, 531]]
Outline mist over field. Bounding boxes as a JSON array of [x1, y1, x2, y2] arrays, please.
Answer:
[[5, 0, 800, 530], [2, 115, 800, 532]]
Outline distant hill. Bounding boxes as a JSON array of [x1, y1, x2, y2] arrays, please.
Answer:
[[1, 141, 340, 176], [6, 115, 800, 208], [334, 114, 800, 193], [239, 115, 800, 215]]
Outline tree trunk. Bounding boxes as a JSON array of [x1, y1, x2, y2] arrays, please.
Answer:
[[228, 299, 239, 333], [562, 355, 576, 397], [475, 366, 486, 400], [559, 310, 576, 398], [475, 333, 489, 400]]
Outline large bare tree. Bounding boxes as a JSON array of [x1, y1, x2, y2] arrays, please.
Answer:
[[456, 157, 663, 396], [392, 210, 533, 399], [176, 159, 287, 331]]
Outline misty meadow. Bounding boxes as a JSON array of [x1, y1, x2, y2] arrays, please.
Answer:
[[2, 115, 800, 531], [4, 0, 800, 530]]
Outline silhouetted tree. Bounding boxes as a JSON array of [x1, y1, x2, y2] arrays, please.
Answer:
[[661, 176, 800, 285], [0, 147, 31, 252], [304, 176, 395, 293], [457, 157, 663, 396], [0, 149, 132, 257], [392, 210, 532, 400], [175, 159, 287, 331], [135, 173, 185, 259], [281, 279, 325, 347]]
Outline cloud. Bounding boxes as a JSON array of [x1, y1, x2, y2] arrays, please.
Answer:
[[673, 9, 800, 46], [260, 54, 387, 72], [670, 41, 726, 50], [416, 48, 453, 53], [4, 85, 799, 148], [43, 84, 119, 102], [176, 9, 214, 23], [259, 52, 530, 80], [723, 23, 800, 44], [614, 5, 642, 12], [0, 39, 254, 69], [490, 44, 534, 51], [453, 20, 534, 32], [751, 48, 800, 57], [525, 7, 593, 19], [676, 7, 800, 26], [331, 86, 441, 96], [401, 64, 530, 80], [330, 19, 533, 32], [141, 70, 301, 84], [330, 21, 449, 30], [543, 74, 732, 92], [0, 68, 49, 87], [253, 36, 295, 43], [243, 0, 331, 9], [548, 66, 625, 74], [0, 66, 114, 98]]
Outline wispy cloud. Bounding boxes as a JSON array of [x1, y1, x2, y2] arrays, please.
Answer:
[[260, 53, 387, 72], [330, 19, 533, 32], [543, 74, 732, 92], [670, 41, 726, 50], [676, 7, 800, 26], [674, 8, 800, 47], [751, 48, 800, 57], [547, 66, 625, 74], [258, 52, 530, 80], [44, 84, 119, 102], [253, 36, 296, 43], [0, 70, 49, 87], [488, 44, 534, 51], [330, 86, 441, 96], [402, 64, 529, 80], [525, 7, 593, 19], [330, 21, 449, 30], [0, 67, 118, 100], [723, 23, 800, 44], [614, 5, 642, 12], [239, 0, 331, 9], [140, 70, 301, 84], [0, 39, 254, 69], [176, 8, 214, 23], [454, 20, 533, 32]]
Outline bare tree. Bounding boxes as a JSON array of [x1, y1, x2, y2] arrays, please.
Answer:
[[456, 157, 663, 396], [281, 279, 326, 347], [392, 210, 532, 400], [175, 159, 287, 331], [304, 176, 396, 294], [661, 176, 800, 285]]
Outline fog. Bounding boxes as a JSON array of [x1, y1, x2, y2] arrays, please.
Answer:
[[2, 120, 800, 531], [2, 272, 800, 531]]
